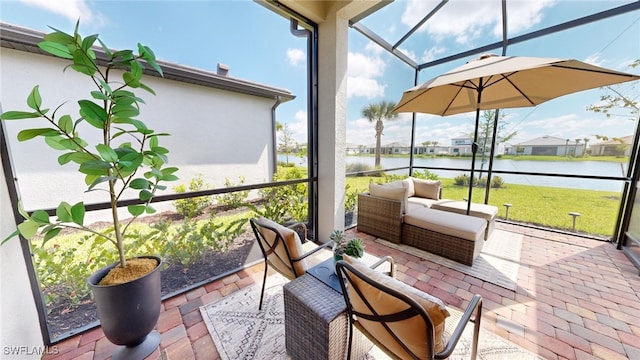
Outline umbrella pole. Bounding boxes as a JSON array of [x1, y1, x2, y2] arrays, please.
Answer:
[[467, 87, 482, 215], [484, 109, 500, 205]]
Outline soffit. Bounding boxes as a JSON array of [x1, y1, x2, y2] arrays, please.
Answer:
[[274, 0, 389, 24]]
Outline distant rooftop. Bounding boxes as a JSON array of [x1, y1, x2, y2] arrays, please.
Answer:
[[515, 135, 579, 146]]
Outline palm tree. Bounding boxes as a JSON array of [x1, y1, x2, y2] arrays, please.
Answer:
[[362, 100, 398, 167], [421, 141, 431, 155], [574, 138, 581, 157], [583, 137, 590, 156]]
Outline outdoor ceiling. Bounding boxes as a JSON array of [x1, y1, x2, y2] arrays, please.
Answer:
[[272, 0, 391, 24]]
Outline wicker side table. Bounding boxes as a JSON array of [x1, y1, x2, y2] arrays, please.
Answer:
[[284, 273, 372, 360]]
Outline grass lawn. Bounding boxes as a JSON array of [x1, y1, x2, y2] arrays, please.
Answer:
[[346, 175, 619, 238], [345, 153, 629, 163], [496, 155, 628, 163]]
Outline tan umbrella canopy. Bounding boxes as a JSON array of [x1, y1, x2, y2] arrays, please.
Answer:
[[394, 54, 640, 214]]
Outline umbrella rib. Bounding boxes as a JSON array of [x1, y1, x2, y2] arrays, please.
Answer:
[[552, 63, 639, 78], [443, 82, 470, 115], [500, 73, 535, 106], [395, 88, 431, 112], [477, 71, 535, 107]]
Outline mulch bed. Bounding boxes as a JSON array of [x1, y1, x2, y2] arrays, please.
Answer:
[[46, 224, 262, 341]]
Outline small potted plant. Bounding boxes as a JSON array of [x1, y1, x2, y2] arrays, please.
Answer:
[[1, 23, 176, 359], [329, 230, 365, 272]]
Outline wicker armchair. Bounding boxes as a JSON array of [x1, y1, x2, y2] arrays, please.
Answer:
[[250, 217, 332, 310], [336, 259, 482, 359]]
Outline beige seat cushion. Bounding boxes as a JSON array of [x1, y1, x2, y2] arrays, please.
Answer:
[[369, 183, 407, 214], [407, 196, 441, 209], [412, 178, 441, 200], [404, 207, 486, 242], [432, 200, 498, 221], [345, 260, 450, 356], [255, 217, 307, 279]]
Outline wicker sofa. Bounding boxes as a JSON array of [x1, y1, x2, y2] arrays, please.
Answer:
[[357, 178, 495, 265]]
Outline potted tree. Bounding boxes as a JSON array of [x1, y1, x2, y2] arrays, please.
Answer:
[[1, 23, 177, 359]]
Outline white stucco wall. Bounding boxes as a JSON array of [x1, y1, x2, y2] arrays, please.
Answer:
[[1, 48, 275, 213], [0, 157, 44, 359], [316, 5, 349, 241]]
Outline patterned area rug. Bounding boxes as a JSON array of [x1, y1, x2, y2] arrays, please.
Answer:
[[201, 274, 289, 360], [200, 274, 541, 360], [374, 229, 522, 290]]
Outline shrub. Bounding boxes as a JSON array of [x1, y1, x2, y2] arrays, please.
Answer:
[[215, 176, 250, 209], [453, 174, 504, 188], [346, 162, 374, 174], [249, 167, 308, 223], [344, 184, 358, 212], [491, 176, 505, 188], [381, 174, 404, 183], [138, 214, 247, 268], [173, 175, 212, 218], [412, 169, 439, 180], [476, 176, 487, 188], [454, 174, 470, 186], [31, 239, 93, 309]]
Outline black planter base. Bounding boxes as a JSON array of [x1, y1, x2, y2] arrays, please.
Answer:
[[111, 330, 161, 360], [88, 256, 163, 359]]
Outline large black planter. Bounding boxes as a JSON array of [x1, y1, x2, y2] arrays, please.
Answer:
[[87, 255, 162, 360]]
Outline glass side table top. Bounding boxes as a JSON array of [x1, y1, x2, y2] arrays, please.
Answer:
[[307, 258, 342, 294]]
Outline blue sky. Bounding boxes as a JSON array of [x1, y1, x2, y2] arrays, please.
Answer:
[[1, 0, 638, 148]]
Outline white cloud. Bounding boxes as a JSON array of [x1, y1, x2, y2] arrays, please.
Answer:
[[584, 53, 604, 67], [517, 113, 631, 143], [347, 115, 411, 146], [421, 46, 446, 63], [21, 0, 96, 23], [348, 77, 386, 99], [285, 110, 308, 143], [365, 41, 384, 56], [347, 47, 387, 99], [397, 47, 418, 62], [505, 0, 556, 35], [401, 0, 555, 44], [348, 51, 385, 78], [472, 98, 639, 145], [286, 48, 305, 67]]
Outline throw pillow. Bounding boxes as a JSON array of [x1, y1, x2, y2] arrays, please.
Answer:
[[384, 180, 412, 213], [369, 183, 406, 214], [413, 178, 441, 200]]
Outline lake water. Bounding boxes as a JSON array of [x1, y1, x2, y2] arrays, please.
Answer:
[[278, 154, 629, 192]]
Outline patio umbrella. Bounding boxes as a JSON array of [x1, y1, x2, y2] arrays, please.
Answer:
[[394, 54, 640, 214]]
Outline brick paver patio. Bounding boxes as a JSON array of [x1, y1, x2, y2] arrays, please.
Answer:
[[44, 222, 640, 360]]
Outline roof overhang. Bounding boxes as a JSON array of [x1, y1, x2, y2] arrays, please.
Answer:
[[0, 22, 295, 103], [255, 0, 391, 26]]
